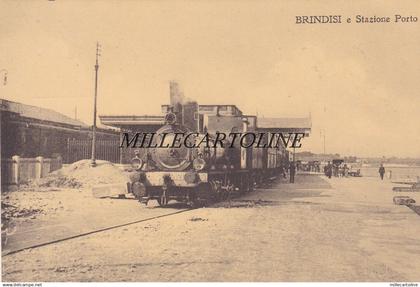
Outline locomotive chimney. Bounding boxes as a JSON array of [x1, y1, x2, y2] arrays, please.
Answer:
[[169, 81, 183, 107], [168, 81, 198, 131], [169, 81, 183, 124]]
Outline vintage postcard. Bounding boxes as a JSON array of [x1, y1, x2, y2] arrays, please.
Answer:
[[1, 0, 419, 285]]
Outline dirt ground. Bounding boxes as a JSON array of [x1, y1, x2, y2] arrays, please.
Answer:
[[2, 173, 420, 282], [1, 160, 139, 251], [1, 187, 176, 255]]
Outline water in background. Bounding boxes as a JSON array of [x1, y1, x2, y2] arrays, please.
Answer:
[[359, 166, 420, 180]]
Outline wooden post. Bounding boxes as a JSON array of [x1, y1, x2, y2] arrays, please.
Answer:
[[35, 156, 43, 179], [119, 130, 123, 164], [66, 138, 70, 164], [11, 155, 20, 185]]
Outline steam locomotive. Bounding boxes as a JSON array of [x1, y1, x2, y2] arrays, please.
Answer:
[[128, 99, 288, 207]]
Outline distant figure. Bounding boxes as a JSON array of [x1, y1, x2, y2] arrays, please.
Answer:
[[379, 164, 385, 180], [343, 164, 349, 177], [325, 161, 332, 179], [333, 165, 339, 177], [338, 164, 344, 177], [279, 163, 287, 178], [289, 161, 296, 183]]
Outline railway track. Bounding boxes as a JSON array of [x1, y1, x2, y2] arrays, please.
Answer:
[[3, 207, 195, 257], [3, 178, 282, 257], [3, 197, 277, 257]]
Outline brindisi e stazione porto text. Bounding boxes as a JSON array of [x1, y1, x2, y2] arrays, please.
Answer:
[[296, 14, 418, 24]]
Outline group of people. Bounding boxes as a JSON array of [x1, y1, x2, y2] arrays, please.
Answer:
[[282, 161, 387, 183], [323, 162, 388, 180], [323, 162, 350, 178]]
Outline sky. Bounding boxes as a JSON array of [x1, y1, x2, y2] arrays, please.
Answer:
[[0, 0, 419, 157]]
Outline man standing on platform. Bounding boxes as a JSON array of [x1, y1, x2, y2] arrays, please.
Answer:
[[325, 161, 332, 179], [289, 161, 296, 183], [379, 164, 386, 180]]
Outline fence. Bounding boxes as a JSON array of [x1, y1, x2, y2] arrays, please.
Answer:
[[65, 138, 120, 164], [1, 156, 63, 186]]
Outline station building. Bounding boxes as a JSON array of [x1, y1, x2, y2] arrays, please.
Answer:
[[99, 103, 311, 164], [0, 98, 118, 162]]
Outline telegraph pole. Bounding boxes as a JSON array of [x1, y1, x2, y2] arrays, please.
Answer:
[[320, 129, 326, 155], [0, 69, 7, 85], [91, 42, 101, 167]]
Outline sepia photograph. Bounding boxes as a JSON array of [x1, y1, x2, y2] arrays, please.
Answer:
[[0, 0, 419, 284]]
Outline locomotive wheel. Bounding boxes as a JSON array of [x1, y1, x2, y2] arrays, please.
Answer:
[[157, 196, 168, 207], [190, 198, 203, 209], [186, 190, 201, 208], [225, 183, 234, 201], [218, 191, 225, 202], [131, 182, 146, 200], [248, 181, 254, 192], [157, 186, 169, 207], [196, 183, 215, 206], [247, 174, 255, 192], [239, 176, 249, 194], [220, 189, 228, 202], [209, 181, 223, 202]]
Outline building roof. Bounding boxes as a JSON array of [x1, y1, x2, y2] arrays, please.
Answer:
[[0, 99, 88, 127], [257, 117, 312, 130], [99, 115, 165, 127], [161, 104, 243, 116], [99, 114, 312, 133]]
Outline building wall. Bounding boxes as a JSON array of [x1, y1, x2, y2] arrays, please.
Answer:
[[1, 111, 119, 161]]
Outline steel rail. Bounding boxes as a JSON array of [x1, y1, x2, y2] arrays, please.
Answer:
[[3, 208, 194, 257]]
